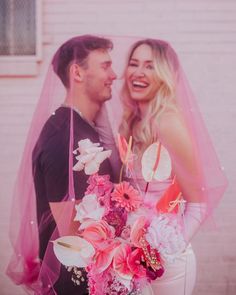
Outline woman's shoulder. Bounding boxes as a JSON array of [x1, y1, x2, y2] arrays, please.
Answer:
[[157, 108, 185, 139]]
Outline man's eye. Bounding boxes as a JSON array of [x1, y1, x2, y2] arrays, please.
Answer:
[[102, 62, 111, 70], [102, 65, 109, 71]]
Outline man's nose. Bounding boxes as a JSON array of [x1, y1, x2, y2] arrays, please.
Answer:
[[110, 68, 117, 80]]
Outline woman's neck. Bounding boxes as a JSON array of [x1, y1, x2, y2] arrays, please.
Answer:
[[138, 101, 149, 118]]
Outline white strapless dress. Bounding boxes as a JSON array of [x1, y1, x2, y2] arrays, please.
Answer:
[[128, 161, 196, 295]]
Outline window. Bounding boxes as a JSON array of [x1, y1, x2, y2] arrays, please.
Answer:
[[0, 0, 41, 75]]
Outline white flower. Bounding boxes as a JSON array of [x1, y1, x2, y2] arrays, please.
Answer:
[[126, 206, 150, 227], [141, 143, 171, 182], [145, 214, 186, 263], [53, 236, 95, 267], [74, 194, 105, 223], [73, 138, 112, 175]]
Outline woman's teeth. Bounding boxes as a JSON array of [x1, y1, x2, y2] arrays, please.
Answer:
[[132, 81, 149, 88]]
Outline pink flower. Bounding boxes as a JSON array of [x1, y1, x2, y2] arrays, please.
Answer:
[[145, 247, 165, 280], [120, 226, 131, 240], [74, 194, 105, 223], [92, 240, 121, 274], [130, 216, 149, 248], [86, 174, 113, 196], [113, 244, 146, 280], [117, 134, 135, 171], [146, 263, 165, 280], [81, 220, 114, 250], [86, 174, 113, 212], [111, 181, 143, 212], [113, 244, 133, 279], [103, 207, 127, 236], [127, 248, 146, 278]]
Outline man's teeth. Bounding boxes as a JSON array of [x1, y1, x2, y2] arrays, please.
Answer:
[[132, 81, 148, 88]]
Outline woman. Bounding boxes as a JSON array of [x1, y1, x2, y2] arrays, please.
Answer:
[[116, 39, 227, 294]]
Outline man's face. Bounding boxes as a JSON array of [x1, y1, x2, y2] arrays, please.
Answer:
[[82, 49, 117, 104]]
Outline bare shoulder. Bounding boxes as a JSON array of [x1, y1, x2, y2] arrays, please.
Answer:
[[157, 109, 194, 171], [158, 109, 187, 141]]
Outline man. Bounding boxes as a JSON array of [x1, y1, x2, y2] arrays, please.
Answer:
[[32, 35, 117, 294]]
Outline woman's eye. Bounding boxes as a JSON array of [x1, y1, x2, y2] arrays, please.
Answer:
[[128, 63, 138, 67], [146, 64, 154, 70]]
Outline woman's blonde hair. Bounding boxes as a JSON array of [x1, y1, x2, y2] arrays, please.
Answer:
[[119, 39, 179, 155]]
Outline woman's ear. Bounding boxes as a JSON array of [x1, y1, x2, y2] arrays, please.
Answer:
[[70, 63, 84, 82]]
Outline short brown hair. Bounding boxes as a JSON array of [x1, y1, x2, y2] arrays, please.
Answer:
[[52, 35, 113, 88]]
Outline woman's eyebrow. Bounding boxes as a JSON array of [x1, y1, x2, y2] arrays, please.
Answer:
[[129, 58, 153, 63]]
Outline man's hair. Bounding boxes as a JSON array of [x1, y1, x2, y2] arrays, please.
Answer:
[[52, 35, 113, 88]]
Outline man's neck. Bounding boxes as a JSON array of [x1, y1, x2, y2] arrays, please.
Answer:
[[64, 92, 100, 123]]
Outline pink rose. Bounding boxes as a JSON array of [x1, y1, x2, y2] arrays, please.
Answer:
[[86, 174, 113, 197], [86, 174, 113, 212], [74, 194, 105, 223]]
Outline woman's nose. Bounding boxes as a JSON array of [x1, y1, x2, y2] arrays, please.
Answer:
[[133, 66, 145, 77]]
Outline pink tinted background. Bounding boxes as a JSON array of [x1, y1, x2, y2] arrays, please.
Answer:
[[0, 1, 235, 294]]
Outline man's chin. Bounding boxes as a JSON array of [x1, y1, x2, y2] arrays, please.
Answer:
[[106, 95, 112, 101], [103, 94, 112, 102], [97, 96, 111, 107]]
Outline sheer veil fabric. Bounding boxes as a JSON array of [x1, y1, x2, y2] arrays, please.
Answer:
[[6, 35, 227, 294], [106, 35, 227, 217]]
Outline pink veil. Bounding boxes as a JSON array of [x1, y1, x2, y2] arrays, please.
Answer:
[[105, 36, 227, 225], [6, 36, 105, 293], [6, 35, 227, 294], [6, 64, 73, 293]]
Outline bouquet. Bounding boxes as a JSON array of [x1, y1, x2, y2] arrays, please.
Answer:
[[53, 138, 186, 294]]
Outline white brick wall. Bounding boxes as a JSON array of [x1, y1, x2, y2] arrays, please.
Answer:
[[0, 0, 235, 294]]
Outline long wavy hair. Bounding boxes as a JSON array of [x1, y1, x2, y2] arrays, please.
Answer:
[[119, 39, 180, 156]]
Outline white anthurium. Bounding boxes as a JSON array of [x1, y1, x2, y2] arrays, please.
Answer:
[[53, 236, 95, 267], [73, 138, 112, 175], [74, 194, 105, 223], [141, 142, 172, 182], [78, 219, 96, 231]]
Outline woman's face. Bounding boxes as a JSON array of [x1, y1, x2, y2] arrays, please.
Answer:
[[125, 44, 160, 103]]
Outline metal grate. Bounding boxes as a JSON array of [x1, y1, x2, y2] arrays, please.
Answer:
[[0, 0, 36, 56]]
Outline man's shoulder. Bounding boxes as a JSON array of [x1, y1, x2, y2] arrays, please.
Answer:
[[33, 108, 70, 157], [40, 107, 71, 138], [33, 107, 100, 157]]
